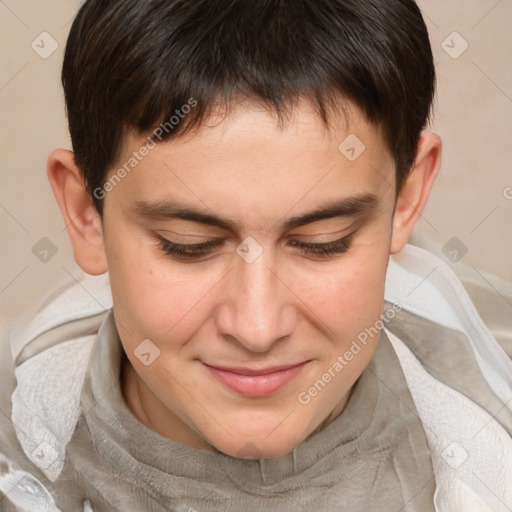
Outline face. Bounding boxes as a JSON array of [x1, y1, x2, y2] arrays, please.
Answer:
[[100, 98, 397, 459]]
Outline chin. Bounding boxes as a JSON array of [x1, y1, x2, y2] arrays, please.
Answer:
[[210, 429, 307, 460]]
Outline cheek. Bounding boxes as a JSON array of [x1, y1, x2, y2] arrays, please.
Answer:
[[299, 248, 389, 335], [104, 231, 183, 334], [106, 233, 223, 351]]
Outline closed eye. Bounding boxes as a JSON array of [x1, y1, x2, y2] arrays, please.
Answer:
[[157, 232, 356, 261], [290, 232, 355, 258]]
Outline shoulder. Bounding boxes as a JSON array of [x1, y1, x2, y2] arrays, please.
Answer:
[[0, 274, 110, 498], [383, 244, 512, 511], [384, 244, 512, 402]]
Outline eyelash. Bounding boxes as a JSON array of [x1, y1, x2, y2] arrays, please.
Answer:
[[157, 233, 355, 261]]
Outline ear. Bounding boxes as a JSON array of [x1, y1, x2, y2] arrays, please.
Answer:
[[390, 131, 442, 254], [47, 149, 108, 275]]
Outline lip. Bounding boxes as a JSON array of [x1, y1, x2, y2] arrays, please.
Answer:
[[203, 361, 310, 397]]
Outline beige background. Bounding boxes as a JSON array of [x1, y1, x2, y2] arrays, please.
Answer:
[[1, 0, 511, 325]]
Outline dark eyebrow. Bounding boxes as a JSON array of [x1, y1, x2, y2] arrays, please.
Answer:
[[282, 193, 379, 231], [133, 193, 379, 233]]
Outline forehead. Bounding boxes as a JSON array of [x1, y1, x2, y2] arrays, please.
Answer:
[[108, 97, 395, 230], [147, 96, 381, 156]]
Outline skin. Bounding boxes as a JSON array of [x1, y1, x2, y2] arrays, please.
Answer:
[[47, 97, 441, 460]]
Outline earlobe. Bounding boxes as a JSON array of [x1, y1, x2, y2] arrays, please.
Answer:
[[47, 149, 108, 275], [390, 131, 442, 255]]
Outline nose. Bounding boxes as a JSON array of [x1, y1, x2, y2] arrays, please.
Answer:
[[216, 241, 297, 353]]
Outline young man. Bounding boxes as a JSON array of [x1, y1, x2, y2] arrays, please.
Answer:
[[1, 0, 511, 510]]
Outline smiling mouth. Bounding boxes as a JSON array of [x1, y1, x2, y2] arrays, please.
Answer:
[[202, 361, 311, 397]]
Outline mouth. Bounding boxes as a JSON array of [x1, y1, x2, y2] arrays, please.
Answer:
[[202, 361, 311, 397]]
